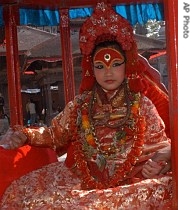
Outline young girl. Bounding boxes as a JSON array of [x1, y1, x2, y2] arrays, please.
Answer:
[[0, 3, 172, 209]]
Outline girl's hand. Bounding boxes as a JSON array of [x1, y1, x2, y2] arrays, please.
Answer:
[[142, 145, 171, 178], [141, 159, 168, 178], [0, 128, 27, 149]]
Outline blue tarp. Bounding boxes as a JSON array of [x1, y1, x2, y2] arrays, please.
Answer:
[[0, 3, 164, 27]]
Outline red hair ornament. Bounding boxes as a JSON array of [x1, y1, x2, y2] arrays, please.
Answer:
[[79, 55, 96, 94]]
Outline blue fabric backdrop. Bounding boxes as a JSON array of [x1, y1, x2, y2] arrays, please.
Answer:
[[0, 3, 164, 27]]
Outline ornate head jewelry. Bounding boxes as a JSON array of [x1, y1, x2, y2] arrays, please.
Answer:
[[93, 48, 124, 69], [79, 2, 146, 93], [79, 2, 135, 56]]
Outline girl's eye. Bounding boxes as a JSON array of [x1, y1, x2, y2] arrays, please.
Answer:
[[94, 64, 104, 69], [94, 61, 125, 69], [112, 61, 125, 67]]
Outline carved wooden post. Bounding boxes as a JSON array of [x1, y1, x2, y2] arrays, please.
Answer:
[[59, 8, 75, 104], [164, 0, 178, 209], [3, 5, 23, 126]]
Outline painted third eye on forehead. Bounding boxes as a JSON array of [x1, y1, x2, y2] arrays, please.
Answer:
[[93, 48, 125, 69]]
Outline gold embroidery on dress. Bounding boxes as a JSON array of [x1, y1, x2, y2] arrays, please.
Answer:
[[93, 84, 126, 120], [111, 88, 125, 107]]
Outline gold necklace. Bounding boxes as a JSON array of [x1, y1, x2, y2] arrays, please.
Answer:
[[88, 79, 132, 128]]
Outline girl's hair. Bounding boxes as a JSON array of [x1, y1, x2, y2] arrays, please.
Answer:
[[91, 41, 126, 62]]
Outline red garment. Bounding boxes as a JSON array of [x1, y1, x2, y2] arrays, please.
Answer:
[[0, 145, 58, 198], [0, 161, 172, 209], [0, 89, 172, 208]]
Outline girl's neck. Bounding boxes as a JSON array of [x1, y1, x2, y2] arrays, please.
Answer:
[[96, 79, 126, 104], [102, 89, 118, 100]]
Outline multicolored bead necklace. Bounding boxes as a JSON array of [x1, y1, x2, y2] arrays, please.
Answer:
[[71, 83, 146, 189]]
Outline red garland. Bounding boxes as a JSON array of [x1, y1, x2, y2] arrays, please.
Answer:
[[69, 94, 146, 190]]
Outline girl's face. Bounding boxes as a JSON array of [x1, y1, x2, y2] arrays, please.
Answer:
[[93, 48, 126, 91]]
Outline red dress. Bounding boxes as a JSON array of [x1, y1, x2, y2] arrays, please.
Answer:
[[0, 87, 172, 209]]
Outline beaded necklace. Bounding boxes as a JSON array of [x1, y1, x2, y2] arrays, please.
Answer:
[[71, 83, 146, 190]]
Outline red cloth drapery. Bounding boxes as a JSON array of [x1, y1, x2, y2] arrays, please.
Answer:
[[0, 145, 57, 198]]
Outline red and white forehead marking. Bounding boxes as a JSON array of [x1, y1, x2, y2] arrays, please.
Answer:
[[93, 48, 124, 68]]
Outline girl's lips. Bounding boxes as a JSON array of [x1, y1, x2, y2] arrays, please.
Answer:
[[105, 80, 115, 84]]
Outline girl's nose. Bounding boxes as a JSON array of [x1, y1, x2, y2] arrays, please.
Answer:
[[104, 67, 113, 75]]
